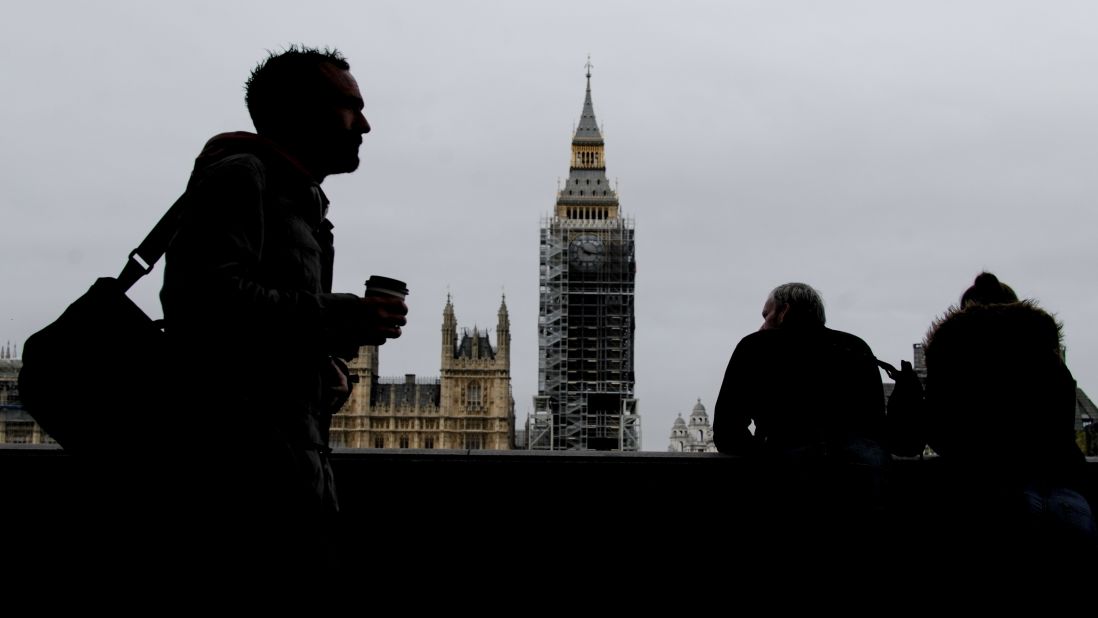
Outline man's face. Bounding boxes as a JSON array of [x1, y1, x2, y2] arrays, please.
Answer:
[[760, 297, 788, 331], [301, 64, 371, 178]]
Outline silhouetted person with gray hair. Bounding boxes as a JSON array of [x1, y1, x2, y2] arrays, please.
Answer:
[[713, 282, 885, 458], [712, 282, 888, 560]]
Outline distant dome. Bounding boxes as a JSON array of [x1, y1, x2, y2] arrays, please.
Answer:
[[672, 414, 687, 428]]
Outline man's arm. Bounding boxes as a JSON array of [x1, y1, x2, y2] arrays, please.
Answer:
[[713, 337, 762, 456], [166, 155, 402, 352]]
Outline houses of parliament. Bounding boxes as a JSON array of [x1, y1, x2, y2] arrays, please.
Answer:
[[329, 296, 516, 450]]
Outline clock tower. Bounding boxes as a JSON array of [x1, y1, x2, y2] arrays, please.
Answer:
[[528, 60, 640, 451]]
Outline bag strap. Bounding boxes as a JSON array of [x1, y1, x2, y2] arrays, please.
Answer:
[[116, 193, 188, 292], [825, 336, 898, 380], [875, 358, 900, 381]]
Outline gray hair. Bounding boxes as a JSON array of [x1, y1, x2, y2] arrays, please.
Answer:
[[769, 282, 826, 326]]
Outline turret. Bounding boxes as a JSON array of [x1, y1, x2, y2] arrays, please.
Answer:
[[442, 294, 457, 367], [496, 294, 510, 365]]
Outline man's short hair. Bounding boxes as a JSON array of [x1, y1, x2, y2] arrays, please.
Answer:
[[769, 282, 826, 326], [245, 45, 351, 134]]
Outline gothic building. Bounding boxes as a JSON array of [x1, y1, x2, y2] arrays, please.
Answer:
[[330, 296, 515, 450], [528, 61, 640, 451], [668, 399, 717, 453], [0, 351, 54, 445]]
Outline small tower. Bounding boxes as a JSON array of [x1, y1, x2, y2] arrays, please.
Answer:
[[440, 296, 515, 450], [330, 344, 380, 447], [442, 294, 457, 368], [496, 295, 511, 366], [668, 414, 689, 452], [667, 399, 716, 453]]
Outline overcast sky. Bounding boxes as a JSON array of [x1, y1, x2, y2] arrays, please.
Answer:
[[4, 1, 1097, 452]]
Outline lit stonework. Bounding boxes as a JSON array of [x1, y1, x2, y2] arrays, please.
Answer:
[[331, 296, 514, 450], [668, 399, 716, 453], [0, 354, 54, 445]]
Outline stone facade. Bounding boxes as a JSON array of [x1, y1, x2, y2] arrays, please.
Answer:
[[331, 296, 514, 450], [0, 356, 55, 445], [668, 399, 717, 453]]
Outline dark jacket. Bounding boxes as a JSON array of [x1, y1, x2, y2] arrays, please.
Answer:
[[713, 325, 886, 458], [161, 132, 365, 512], [923, 300, 1084, 482], [921, 301, 1096, 561]]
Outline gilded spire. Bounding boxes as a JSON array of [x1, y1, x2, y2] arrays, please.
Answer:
[[556, 57, 618, 219]]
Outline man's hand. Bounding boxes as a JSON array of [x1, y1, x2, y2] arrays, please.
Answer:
[[323, 356, 352, 412], [360, 294, 408, 345]]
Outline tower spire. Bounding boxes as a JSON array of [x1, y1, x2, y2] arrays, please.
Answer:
[[574, 55, 603, 145], [557, 57, 617, 220], [442, 294, 457, 365]]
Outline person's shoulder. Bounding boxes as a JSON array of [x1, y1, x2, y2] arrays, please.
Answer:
[[189, 132, 273, 186], [731, 329, 789, 361], [736, 329, 778, 348], [824, 327, 874, 354], [203, 152, 266, 176], [191, 152, 268, 196]]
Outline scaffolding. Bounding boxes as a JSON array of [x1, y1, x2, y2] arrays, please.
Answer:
[[529, 65, 640, 451], [532, 212, 639, 451]]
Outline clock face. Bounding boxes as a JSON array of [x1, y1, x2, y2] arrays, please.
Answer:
[[570, 235, 603, 272]]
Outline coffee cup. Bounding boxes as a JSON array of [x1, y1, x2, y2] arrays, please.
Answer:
[[364, 275, 409, 300]]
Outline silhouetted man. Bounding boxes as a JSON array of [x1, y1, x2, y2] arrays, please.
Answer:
[[158, 46, 406, 575], [712, 283, 887, 558], [713, 282, 884, 457]]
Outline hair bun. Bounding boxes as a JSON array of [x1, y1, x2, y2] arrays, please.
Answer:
[[961, 271, 1018, 306], [974, 272, 1001, 289]]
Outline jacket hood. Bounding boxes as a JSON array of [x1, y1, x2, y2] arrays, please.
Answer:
[[926, 300, 1062, 353], [193, 131, 316, 183]]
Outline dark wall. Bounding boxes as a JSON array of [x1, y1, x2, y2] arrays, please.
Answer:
[[5, 447, 1096, 589]]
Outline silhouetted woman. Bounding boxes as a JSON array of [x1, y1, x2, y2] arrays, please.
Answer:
[[921, 273, 1096, 562]]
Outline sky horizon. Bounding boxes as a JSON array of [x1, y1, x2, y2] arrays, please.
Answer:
[[4, 1, 1097, 451]]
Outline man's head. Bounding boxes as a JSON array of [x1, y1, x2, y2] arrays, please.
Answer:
[[761, 282, 826, 330], [245, 46, 370, 180]]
